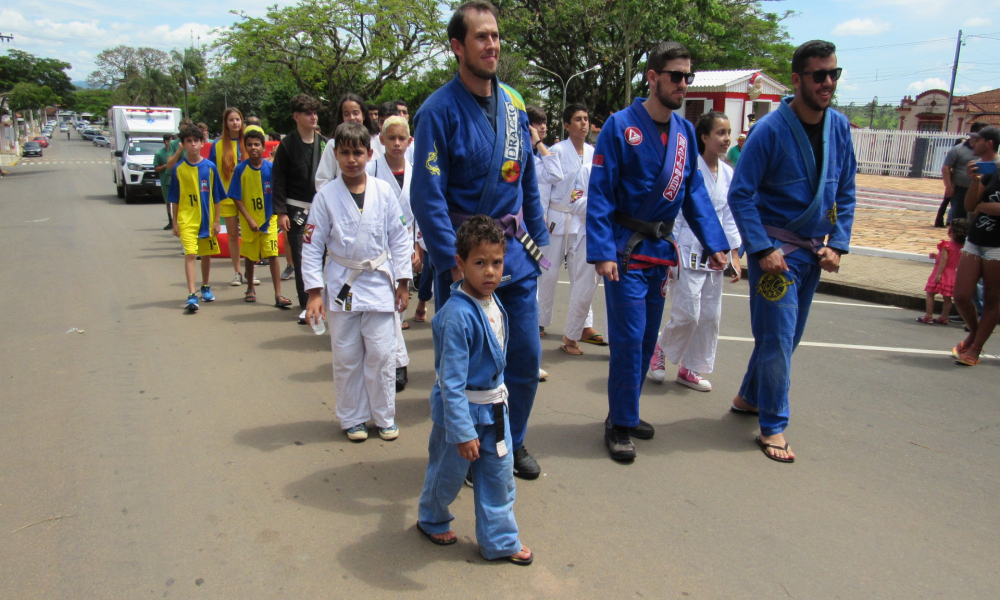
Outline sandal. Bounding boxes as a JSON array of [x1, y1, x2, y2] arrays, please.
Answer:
[[539, 326, 546, 338], [951, 340, 969, 360], [274, 295, 292, 309], [956, 346, 982, 366], [501, 548, 533, 566], [559, 344, 584, 356], [413, 309, 427, 322], [755, 435, 794, 463], [401, 321, 410, 330], [244, 289, 257, 303], [915, 316, 934, 324], [932, 316, 950, 324], [416, 522, 456, 546], [579, 333, 609, 346]]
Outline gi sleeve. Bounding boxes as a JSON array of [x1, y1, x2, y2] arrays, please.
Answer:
[[411, 108, 458, 272], [680, 160, 728, 256], [727, 125, 775, 257], [300, 194, 332, 292], [437, 310, 478, 444], [167, 164, 180, 204], [828, 127, 857, 254], [586, 120, 621, 264], [719, 199, 742, 250], [519, 116, 549, 247], [386, 193, 414, 283], [271, 143, 288, 215], [315, 143, 338, 191], [535, 152, 564, 186]]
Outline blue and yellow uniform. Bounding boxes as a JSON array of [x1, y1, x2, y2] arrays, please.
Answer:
[[169, 158, 226, 256], [228, 159, 278, 262], [209, 138, 243, 218]]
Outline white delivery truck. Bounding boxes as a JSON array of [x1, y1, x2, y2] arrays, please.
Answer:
[[108, 106, 182, 203]]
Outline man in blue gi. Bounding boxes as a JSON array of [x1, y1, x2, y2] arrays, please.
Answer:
[[411, 0, 550, 479], [587, 41, 730, 461], [728, 40, 856, 463]]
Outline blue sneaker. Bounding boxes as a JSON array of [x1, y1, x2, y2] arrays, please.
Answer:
[[378, 424, 399, 440], [200, 285, 215, 302], [185, 294, 199, 312], [345, 423, 368, 442]]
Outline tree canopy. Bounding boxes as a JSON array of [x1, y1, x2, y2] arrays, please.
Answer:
[[0, 49, 75, 98]]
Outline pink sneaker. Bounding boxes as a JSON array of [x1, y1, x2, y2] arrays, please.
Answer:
[[649, 344, 666, 383], [676, 366, 712, 392]]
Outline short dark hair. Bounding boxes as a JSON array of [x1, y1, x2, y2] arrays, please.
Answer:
[[246, 116, 262, 126], [178, 125, 203, 143], [290, 94, 321, 114], [378, 101, 400, 119], [970, 122, 988, 133], [695, 111, 729, 154], [525, 105, 547, 126], [179, 117, 194, 128], [563, 103, 589, 125], [163, 133, 173, 142], [456, 214, 507, 260], [792, 40, 836, 74], [949, 218, 969, 244], [244, 129, 265, 145], [268, 131, 282, 141], [394, 99, 408, 108], [334, 122, 371, 151], [646, 41, 691, 74], [447, 1, 498, 46]]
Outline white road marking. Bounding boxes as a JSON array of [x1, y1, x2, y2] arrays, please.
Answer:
[[721, 292, 902, 309], [719, 335, 997, 359]]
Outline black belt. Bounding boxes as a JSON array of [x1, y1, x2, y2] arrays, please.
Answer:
[[613, 212, 675, 273]]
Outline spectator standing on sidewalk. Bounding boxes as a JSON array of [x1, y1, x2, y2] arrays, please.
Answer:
[[938, 122, 987, 227], [153, 134, 175, 230], [918, 218, 967, 324]]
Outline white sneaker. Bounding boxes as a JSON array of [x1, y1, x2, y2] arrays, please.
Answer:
[[538, 368, 549, 381], [298, 310, 307, 324], [676, 366, 712, 391], [649, 344, 666, 383], [231, 272, 244, 286]]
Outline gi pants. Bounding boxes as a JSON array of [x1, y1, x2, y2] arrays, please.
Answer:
[[417, 264, 434, 303], [418, 404, 520, 560], [737, 258, 821, 436], [394, 312, 409, 368], [286, 208, 309, 309], [537, 233, 600, 340], [435, 272, 540, 451], [604, 265, 668, 428], [328, 311, 396, 429], [658, 266, 724, 373]]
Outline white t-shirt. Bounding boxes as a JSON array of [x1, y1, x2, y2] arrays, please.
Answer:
[[457, 288, 505, 348]]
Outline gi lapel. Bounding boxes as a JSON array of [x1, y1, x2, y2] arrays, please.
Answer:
[[777, 97, 831, 233], [630, 101, 688, 221], [476, 80, 512, 216]]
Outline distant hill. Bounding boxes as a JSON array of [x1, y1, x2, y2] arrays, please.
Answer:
[[71, 80, 91, 90]]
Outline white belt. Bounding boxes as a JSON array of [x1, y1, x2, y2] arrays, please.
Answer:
[[329, 249, 393, 306], [548, 203, 572, 214], [465, 383, 508, 406], [286, 198, 311, 210]]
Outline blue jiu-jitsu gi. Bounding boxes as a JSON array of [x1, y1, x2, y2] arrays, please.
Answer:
[[728, 96, 856, 435], [587, 98, 729, 429], [418, 282, 521, 560], [411, 74, 549, 453]]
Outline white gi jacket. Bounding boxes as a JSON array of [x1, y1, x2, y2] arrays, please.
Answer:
[[542, 140, 594, 236], [366, 155, 414, 243], [534, 149, 565, 220], [676, 156, 742, 271], [301, 176, 413, 312]]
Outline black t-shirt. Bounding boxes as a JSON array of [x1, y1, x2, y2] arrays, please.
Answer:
[[351, 191, 365, 211], [653, 120, 671, 146], [969, 173, 1000, 247], [472, 90, 497, 131], [393, 170, 405, 188], [799, 114, 824, 172]]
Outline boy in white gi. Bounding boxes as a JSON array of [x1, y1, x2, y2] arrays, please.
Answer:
[[537, 104, 607, 355], [303, 122, 413, 442], [417, 215, 533, 566], [367, 115, 418, 392]]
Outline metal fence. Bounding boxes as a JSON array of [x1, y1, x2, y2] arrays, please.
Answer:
[[851, 129, 963, 179]]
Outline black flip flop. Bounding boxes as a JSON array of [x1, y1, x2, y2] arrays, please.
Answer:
[[730, 405, 759, 416], [416, 522, 457, 546], [490, 549, 533, 566], [755, 435, 794, 463]]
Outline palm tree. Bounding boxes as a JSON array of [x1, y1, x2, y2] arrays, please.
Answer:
[[171, 47, 206, 117]]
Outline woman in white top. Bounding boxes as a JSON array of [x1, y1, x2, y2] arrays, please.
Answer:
[[650, 111, 743, 391]]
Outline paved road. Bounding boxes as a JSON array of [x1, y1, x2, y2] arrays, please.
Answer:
[[2, 138, 998, 599]]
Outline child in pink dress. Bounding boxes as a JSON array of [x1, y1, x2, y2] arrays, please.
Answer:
[[919, 218, 968, 324]]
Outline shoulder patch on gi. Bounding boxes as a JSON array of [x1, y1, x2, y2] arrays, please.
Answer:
[[498, 83, 526, 112], [757, 273, 793, 302], [625, 127, 642, 146], [304, 223, 315, 245], [425, 142, 441, 176], [593, 154, 604, 166], [502, 160, 521, 182]]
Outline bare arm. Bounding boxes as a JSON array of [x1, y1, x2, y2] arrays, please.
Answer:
[[965, 173, 982, 214], [942, 164, 954, 197]]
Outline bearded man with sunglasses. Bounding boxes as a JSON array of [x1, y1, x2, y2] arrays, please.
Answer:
[[728, 40, 857, 463], [588, 41, 730, 461]]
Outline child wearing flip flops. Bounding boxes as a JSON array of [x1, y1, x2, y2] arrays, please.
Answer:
[[919, 219, 967, 325]]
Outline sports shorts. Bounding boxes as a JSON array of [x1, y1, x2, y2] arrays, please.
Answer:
[[179, 226, 221, 256], [240, 217, 280, 262], [219, 198, 239, 219]]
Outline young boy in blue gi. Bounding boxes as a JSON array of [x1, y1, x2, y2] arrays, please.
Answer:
[[587, 41, 730, 461], [416, 215, 533, 566], [728, 40, 856, 463]]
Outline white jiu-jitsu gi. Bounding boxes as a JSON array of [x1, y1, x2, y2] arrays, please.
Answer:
[[657, 155, 741, 373], [537, 140, 600, 340], [301, 175, 413, 430], [367, 155, 415, 370]]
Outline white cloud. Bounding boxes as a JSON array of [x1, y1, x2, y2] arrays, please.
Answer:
[[138, 22, 223, 47], [963, 17, 994, 28], [978, 85, 995, 93], [907, 77, 950, 93], [832, 17, 891, 36]]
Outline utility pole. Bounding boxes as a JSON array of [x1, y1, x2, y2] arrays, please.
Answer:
[[945, 30, 963, 133], [869, 96, 878, 128], [0, 34, 14, 43]]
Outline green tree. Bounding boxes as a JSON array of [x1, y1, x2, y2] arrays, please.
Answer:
[[195, 71, 269, 133], [116, 64, 178, 106], [0, 49, 75, 98], [216, 0, 446, 131], [68, 89, 115, 117], [9, 82, 61, 109], [171, 47, 207, 118]]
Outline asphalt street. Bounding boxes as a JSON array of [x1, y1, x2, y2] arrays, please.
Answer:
[[1, 134, 998, 599]]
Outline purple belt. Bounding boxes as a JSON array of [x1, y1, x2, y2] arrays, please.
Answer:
[[764, 225, 824, 257], [449, 208, 552, 270]]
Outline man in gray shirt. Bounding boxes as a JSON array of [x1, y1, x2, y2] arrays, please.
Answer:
[[939, 122, 987, 227]]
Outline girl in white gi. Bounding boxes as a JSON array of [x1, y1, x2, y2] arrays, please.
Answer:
[[417, 216, 532, 566], [315, 94, 379, 191], [650, 111, 742, 390], [303, 123, 413, 442], [536, 104, 607, 354], [366, 115, 418, 392]]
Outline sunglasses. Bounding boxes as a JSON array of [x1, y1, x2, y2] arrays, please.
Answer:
[[799, 68, 842, 84], [657, 70, 696, 85]]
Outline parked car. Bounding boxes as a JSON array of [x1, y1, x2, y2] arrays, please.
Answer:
[[22, 141, 43, 157], [93, 135, 111, 147], [60, 125, 69, 132], [32, 136, 49, 148], [81, 129, 99, 141], [42, 129, 53, 138]]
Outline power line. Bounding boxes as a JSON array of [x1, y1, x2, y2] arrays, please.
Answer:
[[838, 31, 1000, 53]]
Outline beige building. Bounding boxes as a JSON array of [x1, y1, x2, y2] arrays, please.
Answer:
[[896, 88, 1000, 133]]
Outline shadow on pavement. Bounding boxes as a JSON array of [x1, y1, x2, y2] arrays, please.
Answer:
[[259, 333, 330, 352], [233, 420, 340, 452], [129, 299, 188, 311], [83, 193, 124, 205]]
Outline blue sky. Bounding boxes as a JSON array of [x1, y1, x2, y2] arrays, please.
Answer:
[[2, 0, 999, 105]]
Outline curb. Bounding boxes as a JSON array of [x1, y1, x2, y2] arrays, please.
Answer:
[[850, 246, 934, 263], [817, 280, 927, 312]]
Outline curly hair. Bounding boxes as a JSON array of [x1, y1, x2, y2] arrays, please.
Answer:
[[949, 218, 969, 244], [456, 215, 506, 260], [178, 124, 203, 144]]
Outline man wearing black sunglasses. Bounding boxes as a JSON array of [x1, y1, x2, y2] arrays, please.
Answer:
[[728, 40, 857, 463], [587, 41, 730, 461]]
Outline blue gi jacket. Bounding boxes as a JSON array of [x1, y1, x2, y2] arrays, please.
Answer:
[[587, 98, 728, 268], [430, 282, 508, 445], [412, 74, 549, 284], [728, 97, 856, 263]]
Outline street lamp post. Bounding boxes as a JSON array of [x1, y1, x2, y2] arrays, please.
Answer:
[[532, 63, 602, 122]]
